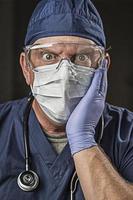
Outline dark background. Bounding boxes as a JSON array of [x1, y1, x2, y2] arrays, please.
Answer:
[[0, 0, 133, 111]]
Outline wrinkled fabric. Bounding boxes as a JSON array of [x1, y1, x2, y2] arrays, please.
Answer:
[[25, 0, 106, 47], [0, 98, 133, 199]]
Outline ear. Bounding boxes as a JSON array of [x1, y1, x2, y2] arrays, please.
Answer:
[[19, 52, 34, 85], [105, 53, 111, 69]]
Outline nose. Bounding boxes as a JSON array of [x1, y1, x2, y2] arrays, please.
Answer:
[[56, 58, 72, 69]]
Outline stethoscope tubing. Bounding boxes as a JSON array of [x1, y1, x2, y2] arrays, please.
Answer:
[[23, 95, 34, 171]]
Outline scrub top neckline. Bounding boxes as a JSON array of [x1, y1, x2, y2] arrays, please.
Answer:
[[28, 108, 74, 182]]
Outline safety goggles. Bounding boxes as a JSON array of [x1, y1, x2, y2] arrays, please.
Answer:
[[24, 42, 105, 70]]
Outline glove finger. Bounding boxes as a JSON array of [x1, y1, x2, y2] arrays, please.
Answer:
[[98, 60, 108, 97], [86, 59, 107, 96]]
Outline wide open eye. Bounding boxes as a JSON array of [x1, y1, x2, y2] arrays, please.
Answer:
[[76, 54, 89, 61], [42, 52, 57, 62], [30, 48, 59, 66], [73, 54, 92, 67]]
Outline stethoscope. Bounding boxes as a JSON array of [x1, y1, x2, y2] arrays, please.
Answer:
[[17, 95, 39, 191], [17, 95, 104, 199]]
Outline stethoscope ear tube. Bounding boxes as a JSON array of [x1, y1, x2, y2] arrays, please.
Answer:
[[70, 171, 79, 200]]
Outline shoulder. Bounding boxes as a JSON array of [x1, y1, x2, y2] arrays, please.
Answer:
[[104, 104, 133, 182], [0, 97, 28, 149], [0, 97, 28, 121], [104, 103, 133, 128], [104, 103, 133, 142], [105, 103, 133, 117], [103, 103, 133, 156]]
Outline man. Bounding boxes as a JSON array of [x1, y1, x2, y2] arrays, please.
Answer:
[[0, 0, 133, 199]]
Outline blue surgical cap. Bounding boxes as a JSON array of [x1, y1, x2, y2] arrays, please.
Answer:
[[25, 0, 106, 47]]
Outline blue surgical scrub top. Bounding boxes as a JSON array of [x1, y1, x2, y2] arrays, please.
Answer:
[[0, 97, 133, 200]]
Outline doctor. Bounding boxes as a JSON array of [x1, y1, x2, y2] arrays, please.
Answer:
[[0, 0, 133, 199]]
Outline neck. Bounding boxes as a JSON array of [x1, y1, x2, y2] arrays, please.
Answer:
[[32, 99, 66, 135]]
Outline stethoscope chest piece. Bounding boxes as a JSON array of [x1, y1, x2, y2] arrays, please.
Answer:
[[17, 170, 39, 192]]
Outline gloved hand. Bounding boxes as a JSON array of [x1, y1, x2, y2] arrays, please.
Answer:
[[66, 59, 108, 155]]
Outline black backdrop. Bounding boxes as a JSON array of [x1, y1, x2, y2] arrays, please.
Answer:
[[0, 0, 133, 111]]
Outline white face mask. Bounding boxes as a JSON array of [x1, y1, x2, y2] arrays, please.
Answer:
[[31, 59, 95, 124]]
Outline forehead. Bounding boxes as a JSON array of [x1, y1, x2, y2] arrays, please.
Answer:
[[33, 36, 96, 45]]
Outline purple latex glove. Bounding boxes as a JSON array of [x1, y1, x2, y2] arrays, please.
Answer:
[[66, 59, 108, 155]]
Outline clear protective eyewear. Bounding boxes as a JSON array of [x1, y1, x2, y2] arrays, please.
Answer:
[[24, 42, 105, 71]]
